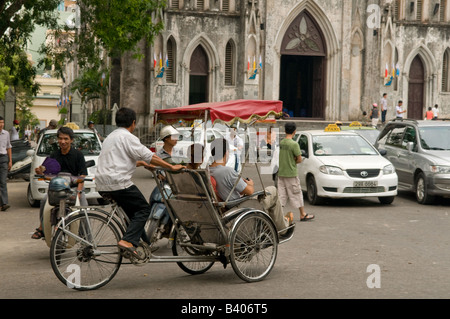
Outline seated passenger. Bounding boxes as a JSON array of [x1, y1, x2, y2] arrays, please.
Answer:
[[186, 143, 204, 170], [208, 138, 293, 234]]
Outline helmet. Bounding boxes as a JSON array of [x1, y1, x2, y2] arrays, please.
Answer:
[[160, 125, 180, 140], [48, 177, 71, 192], [372, 103, 378, 107], [48, 177, 72, 206]]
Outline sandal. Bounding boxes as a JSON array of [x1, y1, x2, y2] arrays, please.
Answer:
[[117, 243, 145, 260], [300, 214, 315, 222], [31, 228, 44, 239]]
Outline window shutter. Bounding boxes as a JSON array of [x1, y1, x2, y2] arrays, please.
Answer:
[[225, 42, 234, 86]]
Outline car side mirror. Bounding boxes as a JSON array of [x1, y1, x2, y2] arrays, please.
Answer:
[[26, 149, 35, 157], [379, 149, 387, 156], [406, 142, 415, 153], [301, 149, 308, 158]]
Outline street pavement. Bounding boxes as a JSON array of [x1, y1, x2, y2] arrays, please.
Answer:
[[1, 166, 450, 300]]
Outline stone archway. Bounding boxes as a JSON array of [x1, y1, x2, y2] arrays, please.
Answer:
[[272, 0, 340, 120], [408, 55, 425, 120], [279, 11, 326, 118]]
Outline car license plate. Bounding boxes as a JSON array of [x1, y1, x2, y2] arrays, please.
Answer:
[[354, 181, 378, 187]]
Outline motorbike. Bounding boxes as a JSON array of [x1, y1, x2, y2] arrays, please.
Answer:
[[144, 180, 173, 250], [9, 139, 33, 180], [37, 160, 95, 248]]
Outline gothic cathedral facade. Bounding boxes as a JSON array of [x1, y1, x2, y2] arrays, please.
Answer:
[[119, 0, 450, 125]]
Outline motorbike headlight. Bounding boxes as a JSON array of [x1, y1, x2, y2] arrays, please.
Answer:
[[430, 165, 450, 174], [383, 164, 395, 175], [319, 165, 344, 175]]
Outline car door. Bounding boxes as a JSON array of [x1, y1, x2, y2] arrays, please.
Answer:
[[396, 126, 417, 187], [297, 134, 310, 188], [378, 124, 407, 183]]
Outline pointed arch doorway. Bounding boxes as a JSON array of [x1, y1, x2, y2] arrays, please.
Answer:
[[279, 11, 326, 118], [189, 45, 209, 105], [408, 55, 425, 120]]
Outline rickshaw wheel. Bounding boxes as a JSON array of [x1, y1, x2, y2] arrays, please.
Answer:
[[172, 227, 215, 275], [229, 212, 278, 282]]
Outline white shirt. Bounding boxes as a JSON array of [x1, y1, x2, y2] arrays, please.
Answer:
[[380, 98, 388, 111], [225, 132, 244, 155], [396, 105, 404, 118], [432, 107, 439, 118], [96, 127, 154, 191]]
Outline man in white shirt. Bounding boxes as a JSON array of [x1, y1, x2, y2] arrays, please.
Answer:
[[432, 104, 439, 120], [396, 100, 406, 119], [225, 126, 244, 172], [380, 93, 388, 124], [96, 107, 183, 259], [0, 116, 12, 211]]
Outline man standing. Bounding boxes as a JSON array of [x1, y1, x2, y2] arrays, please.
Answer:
[[380, 93, 388, 124], [87, 121, 104, 141], [37, 119, 57, 142], [95, 107, 183, 259], [9, 120, 20, 141], [396, 100, 406, 119], [0, 116, 12, 211], [225, 125, 244, 172], [278, 122, 314, 222], [432, 104, 439, 120]]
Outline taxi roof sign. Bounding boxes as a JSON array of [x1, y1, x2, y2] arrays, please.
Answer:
[[325, 124, 341, 132], [349, 121, 362, 127]]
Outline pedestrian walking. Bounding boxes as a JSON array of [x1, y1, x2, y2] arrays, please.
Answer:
[[370, 103, 379, 127], [380, 93, 388, 124], [425, 107, 434, 120], [0, 116, 12, 211], [277, 122, 314, 222]]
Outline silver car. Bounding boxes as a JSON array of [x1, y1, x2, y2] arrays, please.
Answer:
[[375, 119, 450, 204]]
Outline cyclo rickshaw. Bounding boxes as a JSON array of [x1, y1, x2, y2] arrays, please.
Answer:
[[49, 100, 295, 290]]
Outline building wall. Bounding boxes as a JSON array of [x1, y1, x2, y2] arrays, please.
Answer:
[[120, 0, 450, 127]]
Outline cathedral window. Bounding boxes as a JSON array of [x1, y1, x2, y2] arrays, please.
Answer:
[[167, 37, 176, 84], [225, 40, 235, 86], [443, 49, 450, 92]]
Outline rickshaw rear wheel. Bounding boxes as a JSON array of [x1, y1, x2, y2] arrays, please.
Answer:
[[172, 227, 215, 275], [229, 212, 278, 282]]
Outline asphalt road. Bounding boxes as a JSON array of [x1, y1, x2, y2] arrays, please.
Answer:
[[1, 166, 449, 301]]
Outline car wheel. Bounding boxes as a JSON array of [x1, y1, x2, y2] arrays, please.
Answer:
[[415, 172, 435, 205], [27, 184, 40, 208], [378, 196, 395, 205], [306, 176, 323, 205]]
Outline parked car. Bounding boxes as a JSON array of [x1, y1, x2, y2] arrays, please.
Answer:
[[375, 119, 450, 204], [26, 129, 102, 207], [293, 125, 398, 205], [339, 122, 380, 145]]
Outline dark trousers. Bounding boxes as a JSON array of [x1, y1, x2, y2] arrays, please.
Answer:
[[381, 110, 387, 123], [100, 185, 151, 247], [0, 155, 9, 206]]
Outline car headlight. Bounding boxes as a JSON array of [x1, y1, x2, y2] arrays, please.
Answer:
[[319, 165, 344, 175], [383, 164, 396, 175], [430, 165, 450, 174]]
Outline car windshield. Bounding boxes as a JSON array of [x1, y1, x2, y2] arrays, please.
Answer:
[[312, 134, 378, 156], [37, 132, 102, 156], [347, 130, 379, 145], [419, 126, 450, 150]]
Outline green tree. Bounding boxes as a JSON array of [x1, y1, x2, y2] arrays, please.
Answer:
[[40, 0, 167, 111]]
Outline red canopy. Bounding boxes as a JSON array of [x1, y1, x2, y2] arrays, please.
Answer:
[[154, 99, 283, 125]]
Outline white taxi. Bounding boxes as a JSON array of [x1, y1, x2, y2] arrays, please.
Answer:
[[294, 124, 398, 205]]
